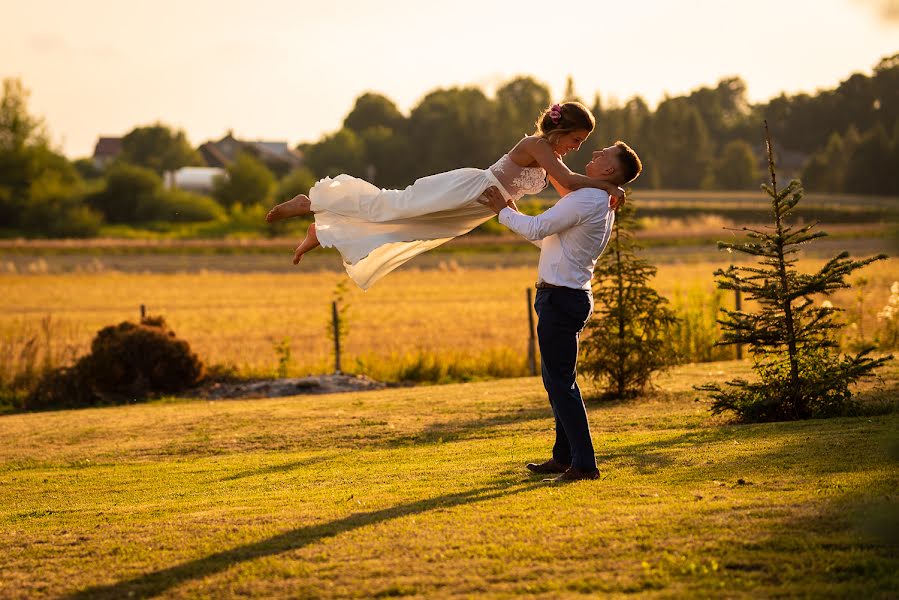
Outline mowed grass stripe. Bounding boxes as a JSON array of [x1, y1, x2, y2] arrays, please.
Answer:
[[1, 363, 897, 598]]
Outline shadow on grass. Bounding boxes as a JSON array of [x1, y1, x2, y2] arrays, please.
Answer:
[[221, 451, 342, 481], [385, 406, 549, 447], [218, 406, 551, 481], [602, 412, 898, 481], [65, 480, 542, 599]]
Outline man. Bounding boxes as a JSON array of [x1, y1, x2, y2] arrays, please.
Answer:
[[479, 141, 643, 482]]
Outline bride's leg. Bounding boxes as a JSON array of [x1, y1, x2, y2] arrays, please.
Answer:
[[293, 223, 321, 264], [266, 194, 311, 223]]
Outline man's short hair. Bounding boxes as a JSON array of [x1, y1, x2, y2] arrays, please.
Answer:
[[614, 141, 642, 185]]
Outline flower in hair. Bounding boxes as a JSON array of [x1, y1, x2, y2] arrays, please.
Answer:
[[549, 103, 562, 124]]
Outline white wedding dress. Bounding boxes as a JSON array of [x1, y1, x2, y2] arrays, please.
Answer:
[[309, 154, 547, 289]]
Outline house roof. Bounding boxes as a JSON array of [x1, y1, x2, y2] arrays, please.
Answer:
[[199, 142, 231, 169], [200, 134, 304, 168], [93, 137, 123, 158]]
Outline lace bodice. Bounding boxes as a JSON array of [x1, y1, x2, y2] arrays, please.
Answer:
[[488, 154, 547, 200]]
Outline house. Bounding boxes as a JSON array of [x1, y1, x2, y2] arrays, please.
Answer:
[[90, 131, 305, 175], [199, 132, 304, 175], [92, 137, 123, 169], [164, 166, 227, 193]]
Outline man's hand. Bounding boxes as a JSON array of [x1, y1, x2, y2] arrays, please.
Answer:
[[609, 187, 627, 211], [477, 186, 517, 215]]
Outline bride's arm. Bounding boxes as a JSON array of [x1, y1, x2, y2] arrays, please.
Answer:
[[547, 175, 572, 198], [525, 138, 619, 196]]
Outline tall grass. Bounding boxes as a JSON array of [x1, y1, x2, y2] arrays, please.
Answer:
[[0, 316, 80, 409], [0, 260, 895, 402], [667, 283, 735, 363]]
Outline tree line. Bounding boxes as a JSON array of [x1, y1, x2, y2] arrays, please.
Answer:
[[0, 53, 896, 237], [305, 54, 898, 194]]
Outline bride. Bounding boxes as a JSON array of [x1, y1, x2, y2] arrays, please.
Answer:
[[266, 101, 624, 289]]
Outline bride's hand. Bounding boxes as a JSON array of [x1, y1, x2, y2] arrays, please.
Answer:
[[609, 187, 626, 210]]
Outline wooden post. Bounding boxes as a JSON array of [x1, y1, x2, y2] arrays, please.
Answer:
[[526, 288, 537, 376], [140, 304, 146, 320], [734, 288, 743, 360], [332, 301, 342, 374]]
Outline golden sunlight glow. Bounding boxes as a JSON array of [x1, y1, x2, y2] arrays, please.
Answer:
[[1, 0, 897, 157]]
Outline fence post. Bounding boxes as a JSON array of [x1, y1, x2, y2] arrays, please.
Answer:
[[140, 304, 146, 320], [526, 288, 537, 376], [332, 300, 342, 374], [734, 288, 743, 360]]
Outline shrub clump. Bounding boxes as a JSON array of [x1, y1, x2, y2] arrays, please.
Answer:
[[26, 316, 204, 410]]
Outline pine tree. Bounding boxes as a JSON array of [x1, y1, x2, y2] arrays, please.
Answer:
[[698, 123, 890, 421], [581, 202, 679, 398]]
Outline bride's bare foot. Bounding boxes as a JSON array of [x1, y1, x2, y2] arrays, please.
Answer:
[[293, 223, 321, 264], [266, 194, 311, 223]]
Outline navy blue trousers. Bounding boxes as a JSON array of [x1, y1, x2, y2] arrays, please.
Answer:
[[534, 287, 596, 472]]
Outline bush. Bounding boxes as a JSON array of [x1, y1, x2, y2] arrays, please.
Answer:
[[136, 188, 224, 222], [19, 174, 102, 238], [87, 162, 161, 223], [26, 316, 204, 410], [706, 348, 880, 422]]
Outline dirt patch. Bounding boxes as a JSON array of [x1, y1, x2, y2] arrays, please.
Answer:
[[196, 374, 387, 400]]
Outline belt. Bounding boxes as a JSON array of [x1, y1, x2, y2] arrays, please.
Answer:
[[536, 282, 587, 291]]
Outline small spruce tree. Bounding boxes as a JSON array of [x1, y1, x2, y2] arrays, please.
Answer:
[[581, 202, 679, 398], [698, 123, 891, 422]]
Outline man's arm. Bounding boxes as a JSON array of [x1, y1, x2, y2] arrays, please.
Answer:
[[479, 186, 590, 242]]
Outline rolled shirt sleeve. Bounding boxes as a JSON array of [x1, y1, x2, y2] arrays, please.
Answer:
[[498, 195, 583, 241]]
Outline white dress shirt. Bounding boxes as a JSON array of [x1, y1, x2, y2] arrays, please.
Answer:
[[498, 188, 615, 290]]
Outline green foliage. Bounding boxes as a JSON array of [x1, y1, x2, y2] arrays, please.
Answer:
[[0, 78, 86, 231], [327, 279, 353, 372], [273, 338, 292, 378], [72, 157, 103, 180], [358, 126, 414, 188], [136, 188, 224, 223], [19, 173, 102, 237], [275, 167, 317, 201], [212, 151, 275, 207], [581, 202, 679, 398], [702, 347, 883, 421], [668, 285, 733, 363], [408, 87, 496, 174], [698, 125, 891, 422], [86, 162, 161, 223], [120, 123, 201, 175], [843, 124, 898, 194], [649, 99, 714, 189], [494, 77, 551, 153], [82, 59, 899, 203], [26, 315, 204, 410], [875, 282, 899, 350], [343, 92, 405, 133], [302, 128, 366, 178], [707, 139, 760, 190]]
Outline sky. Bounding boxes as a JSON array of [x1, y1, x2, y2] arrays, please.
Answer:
[[2, 0, 898, 158]]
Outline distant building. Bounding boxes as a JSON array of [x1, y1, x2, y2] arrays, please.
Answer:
[[92, 137, 123, 169], [199, 132, 304, 174], [90, 131, 305, 175], [164, 166, 227, 193]]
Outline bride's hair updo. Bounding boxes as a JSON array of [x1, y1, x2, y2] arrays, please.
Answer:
[[535, 101, 596, 145]]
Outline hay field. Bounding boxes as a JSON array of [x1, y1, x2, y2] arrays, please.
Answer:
[[2, 257, 896, 382]]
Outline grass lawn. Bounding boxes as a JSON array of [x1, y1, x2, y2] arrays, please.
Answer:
[[1, 359, 897, 598]]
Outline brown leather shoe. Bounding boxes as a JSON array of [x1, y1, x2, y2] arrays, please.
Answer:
[[526, 458, 570, 474], [543, 467, 600, 483]]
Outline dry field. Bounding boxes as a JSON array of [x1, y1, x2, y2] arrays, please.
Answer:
[[2, 257, 896, 383]]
